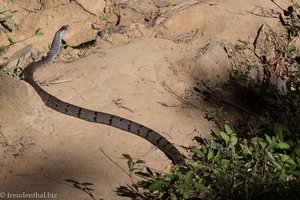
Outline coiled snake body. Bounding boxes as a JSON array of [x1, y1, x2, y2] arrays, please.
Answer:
[[21, 25, 186, 165]]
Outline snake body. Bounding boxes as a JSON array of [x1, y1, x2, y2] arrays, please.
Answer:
[[21, 25, 186, 165]]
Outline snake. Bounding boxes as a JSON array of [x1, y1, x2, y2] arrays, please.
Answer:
[[20, 25, 186, 165]]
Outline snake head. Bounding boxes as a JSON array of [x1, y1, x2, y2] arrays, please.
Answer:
[[57, 25, 69, 41], [60, 25, 69, 32]]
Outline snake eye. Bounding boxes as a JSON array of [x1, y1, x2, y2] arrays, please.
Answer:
[[61, 25, 69, 31]]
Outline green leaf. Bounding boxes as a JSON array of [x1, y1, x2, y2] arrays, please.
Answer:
[[220, 131, 230, 143], [202, 145, 208, 154], [220, 159, 230, 166], [279, 154, 296, 166], [192, 147, 205, 157], [266, 150, 275, 162], [224, 124, 233, 135], [122, 154, 133, 169], [6, 34, 15, 44], [149, 180, 165, 191], [181, 171, 193, 198], [0, 7, 8, 14], [258, 139, 267, 149], [194, 181, 205, 190], [266, 135, 277, 150], [35, 27, 44, 36], [291, 170, 300, 176], [214, 151, 220, 162], [265, 134, 272, 145], [3, 17, 14, 31], [278, 154, 290, 161], [170, 193, 178, 200], [0, 15, 12, 22], [0, 45, 8, 51], [122, 153, 132, 160], [98, 11, 107, 20], [136, 159, 145, 164], [183, 171, 193, 185], [277, 142, 290, 149], [239, 144, 252, 155], [266, 151, 282, 170], [207, 150, 213, 161], [230, 135, 238, 146]]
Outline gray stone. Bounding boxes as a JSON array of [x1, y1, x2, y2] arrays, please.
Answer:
[[153, 0, 170, 8], [0, 74, 53, 157]]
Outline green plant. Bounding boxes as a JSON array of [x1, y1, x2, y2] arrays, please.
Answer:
[[115, 3, 300, 199], [123, 153, 146, 177], [0, 27, 44, 52], [0, 6, 14, 31], [2, 48, 46, 77], [141, 125, 300, 199], [3, 60, 23, 76], [30, 49, 47, 61], [280, 4, 300, 39], [98, 11, 107, 20], [35, 27, 44, 36]]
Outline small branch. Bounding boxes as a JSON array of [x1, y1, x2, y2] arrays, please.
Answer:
[[72, 0, 97, 17], [98, 147, 130, 177], [155, 0, 211, 25], [162, 81, 200, 110], [221, 99, 252, 115], [0, 44, 32, 70]]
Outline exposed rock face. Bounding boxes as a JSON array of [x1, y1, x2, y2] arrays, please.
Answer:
[[0, 74, 53, 160], [0, 0, 106, 50], [0, 0, 288, 199]]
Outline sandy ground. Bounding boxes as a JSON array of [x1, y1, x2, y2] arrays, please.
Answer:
[[0, 0, 290, 199]]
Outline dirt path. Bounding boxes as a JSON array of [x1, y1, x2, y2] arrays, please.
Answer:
[[0, 0, 287, 199]]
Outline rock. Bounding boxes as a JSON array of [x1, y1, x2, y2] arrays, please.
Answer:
[[0, 74, 53, 157], [74, 0, 105, 16], [269, 74, 287, 95], [1, 0, 104, 50], [153, 0, 170, 8], [182, 42, 232, 86]]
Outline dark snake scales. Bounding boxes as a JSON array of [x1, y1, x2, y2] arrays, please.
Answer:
[[21, 25, 186, 165]]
